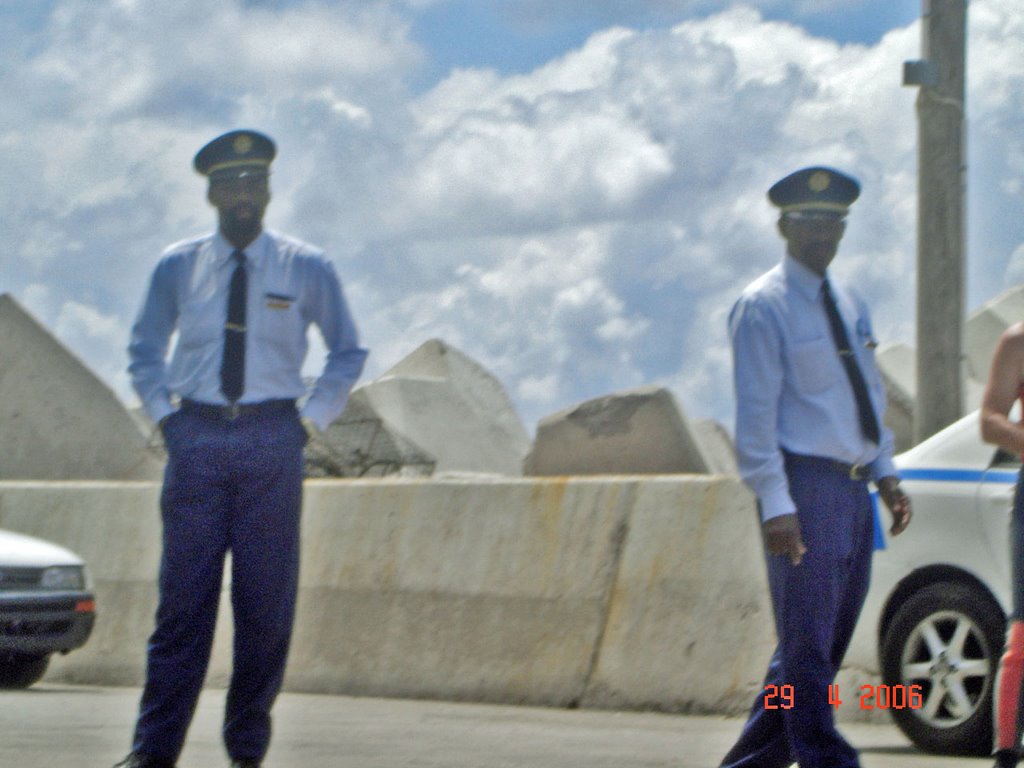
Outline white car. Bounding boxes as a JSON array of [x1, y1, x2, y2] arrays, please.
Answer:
[[847, 409, 1018, 755], [0, 528, 96, 688]]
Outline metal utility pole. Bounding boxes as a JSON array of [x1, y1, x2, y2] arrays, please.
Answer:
[[903, 0, 967, 444]]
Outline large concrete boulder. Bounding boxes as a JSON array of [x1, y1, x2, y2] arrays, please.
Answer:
[[0, 294, 163, 480], [524, 386, 714, 476], [872, 286, 1024, 450], [875, 342, 916, 453], [311, 388, 435, 478], [964, 284, 1024, 384], [319, 339, 530, 477], [689, 418, 738, 476]]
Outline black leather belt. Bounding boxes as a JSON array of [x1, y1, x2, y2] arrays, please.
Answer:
[[783, 451, 871, 482], [180, 398, 297, 421]]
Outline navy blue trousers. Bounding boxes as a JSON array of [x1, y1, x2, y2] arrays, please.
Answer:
[[132, 405, 305, 764], [720, 456, 875, 768]]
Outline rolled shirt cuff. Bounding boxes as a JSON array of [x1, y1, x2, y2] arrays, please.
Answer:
[[870, 454, 898, 484], [757, 486, 798, 523], [146, 400, 176, 430]]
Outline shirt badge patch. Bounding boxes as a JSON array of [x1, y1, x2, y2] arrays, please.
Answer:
[[264, 292, 295, 310]]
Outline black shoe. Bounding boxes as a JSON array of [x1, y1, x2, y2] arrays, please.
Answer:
[[995, 749, 1021, 768], [112, 753, 176, 768], [230, 761, 261, 768]]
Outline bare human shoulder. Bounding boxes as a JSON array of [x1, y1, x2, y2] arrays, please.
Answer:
[[994, 322, 1024, 388], [1005, 321, 1024, 363], [980, 322, 1024, 455]]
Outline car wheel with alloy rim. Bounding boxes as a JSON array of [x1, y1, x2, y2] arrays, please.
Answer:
[[880, 581, 1004, 756]]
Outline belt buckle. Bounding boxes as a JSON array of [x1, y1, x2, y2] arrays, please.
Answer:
[[226, 403, 241, 421], [849, 463, 866, 481]]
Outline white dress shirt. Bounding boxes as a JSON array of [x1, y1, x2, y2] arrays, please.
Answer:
[[729, 255, 897, 521], [128, 229, 368, 431]]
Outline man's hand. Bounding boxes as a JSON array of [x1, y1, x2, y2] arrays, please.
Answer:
[[877, 476, 912, 536], [763, 513, 807, 565]]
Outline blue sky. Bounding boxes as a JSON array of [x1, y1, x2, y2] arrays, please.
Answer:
[[410, 1, 923, 81], [0, 0, 1020, 438]]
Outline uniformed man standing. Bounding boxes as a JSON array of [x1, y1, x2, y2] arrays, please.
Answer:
[[720, 167, 912, 768], [118, 130, 368, 768]]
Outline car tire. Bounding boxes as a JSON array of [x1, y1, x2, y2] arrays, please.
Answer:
[[880, 581, 1004, 756], [0, 652, 50, 689]]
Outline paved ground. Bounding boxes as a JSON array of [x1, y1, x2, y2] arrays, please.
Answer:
[[0, 684, 994, 767]]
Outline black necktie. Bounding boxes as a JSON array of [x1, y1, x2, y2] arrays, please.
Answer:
[[821, 278, 881, 444], [220, 249, 247, 403]]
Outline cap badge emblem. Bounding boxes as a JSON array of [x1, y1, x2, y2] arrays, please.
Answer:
[[809, 171, 831, 192], [233, 135, 253, 156]]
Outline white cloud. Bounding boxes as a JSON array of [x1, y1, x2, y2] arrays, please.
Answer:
[[517, 373, 559, 405], [378, 1, 1019, 430], [0, 0, 424, 368], [54, 300, 123, 350], [305, 88, 375, 128], [0, 0, 1020, 439]]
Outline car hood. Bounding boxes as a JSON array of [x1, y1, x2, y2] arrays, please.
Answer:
[[0, 528, 84, 567]]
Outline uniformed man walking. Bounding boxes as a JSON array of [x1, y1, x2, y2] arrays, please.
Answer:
[[118, 130, 368, 768], [720, 167, 912, 768]]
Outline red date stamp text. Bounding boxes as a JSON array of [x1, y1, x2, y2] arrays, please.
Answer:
[[763, 683, 923, 710]]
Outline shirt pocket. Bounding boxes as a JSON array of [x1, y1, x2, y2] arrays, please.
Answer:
[[257, 290, 304, 348], [788, 336, 838, 394]]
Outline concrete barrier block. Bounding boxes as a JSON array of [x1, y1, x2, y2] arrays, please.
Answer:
[[359, 339, 531, 476], [524, 387, 712, 476], [964, 285, 1024, 383], [285, 478, 634, 705], [876, 338, 996, 448], [0, 479, 643, 702], [0, 481, 162, 581], [382, 339, 528, 449], [875, 343, 916, 453], [0, 482, 166, 685], [581, 476, 774, 714], [0, 477, 804, 717], [361, 376, 527, 476], [0, 295, 163, 480], [312, 388, 436, 478], [689, 419, 738, 476]]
